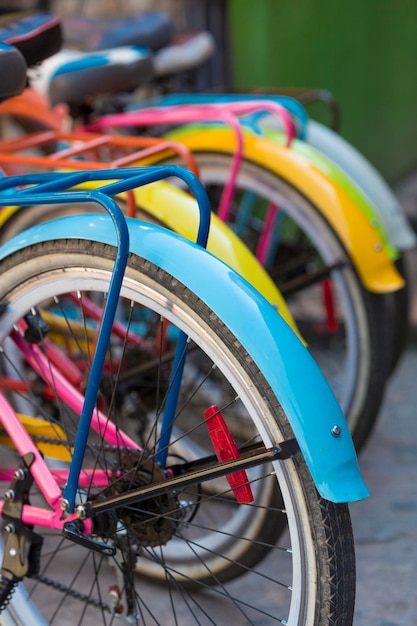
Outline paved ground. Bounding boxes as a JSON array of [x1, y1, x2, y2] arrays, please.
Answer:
[[351, 174, 417, 626], [352, 340, 417, 625]]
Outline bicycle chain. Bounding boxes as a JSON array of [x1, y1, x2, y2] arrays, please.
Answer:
[[0, 574, 19, 612], [34, 573, 109, 610]]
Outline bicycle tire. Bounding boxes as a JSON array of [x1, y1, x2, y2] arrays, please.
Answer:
[[0, 238, 355, 625]]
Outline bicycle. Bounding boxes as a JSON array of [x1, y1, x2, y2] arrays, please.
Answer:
[[0, 41, 368, 625]]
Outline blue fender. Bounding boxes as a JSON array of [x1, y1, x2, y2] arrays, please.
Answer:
[[0, 214, 369, 503]]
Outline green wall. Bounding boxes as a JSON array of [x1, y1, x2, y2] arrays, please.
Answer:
[[228, 0, 417, 182]]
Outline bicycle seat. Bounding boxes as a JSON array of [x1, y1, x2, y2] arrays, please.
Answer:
[[0, 43, 27, 101], [0, 12, 61, 66], [62, 12, 174, 52], [153, 31, 215, 77], [33, 30, 214, 107], [44, 47, 154, 107]]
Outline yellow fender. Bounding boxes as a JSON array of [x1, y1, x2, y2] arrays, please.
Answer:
[[162, 127, 404, 294]]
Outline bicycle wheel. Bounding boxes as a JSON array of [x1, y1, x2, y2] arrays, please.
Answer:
[[0, 237, 355, 624], [160, 148, 391, 451]]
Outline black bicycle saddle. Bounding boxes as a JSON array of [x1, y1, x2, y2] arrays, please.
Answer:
[[0, 12, 62, 66]]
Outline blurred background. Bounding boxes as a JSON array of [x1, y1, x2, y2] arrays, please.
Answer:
[[4, 0, 417, 184]]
